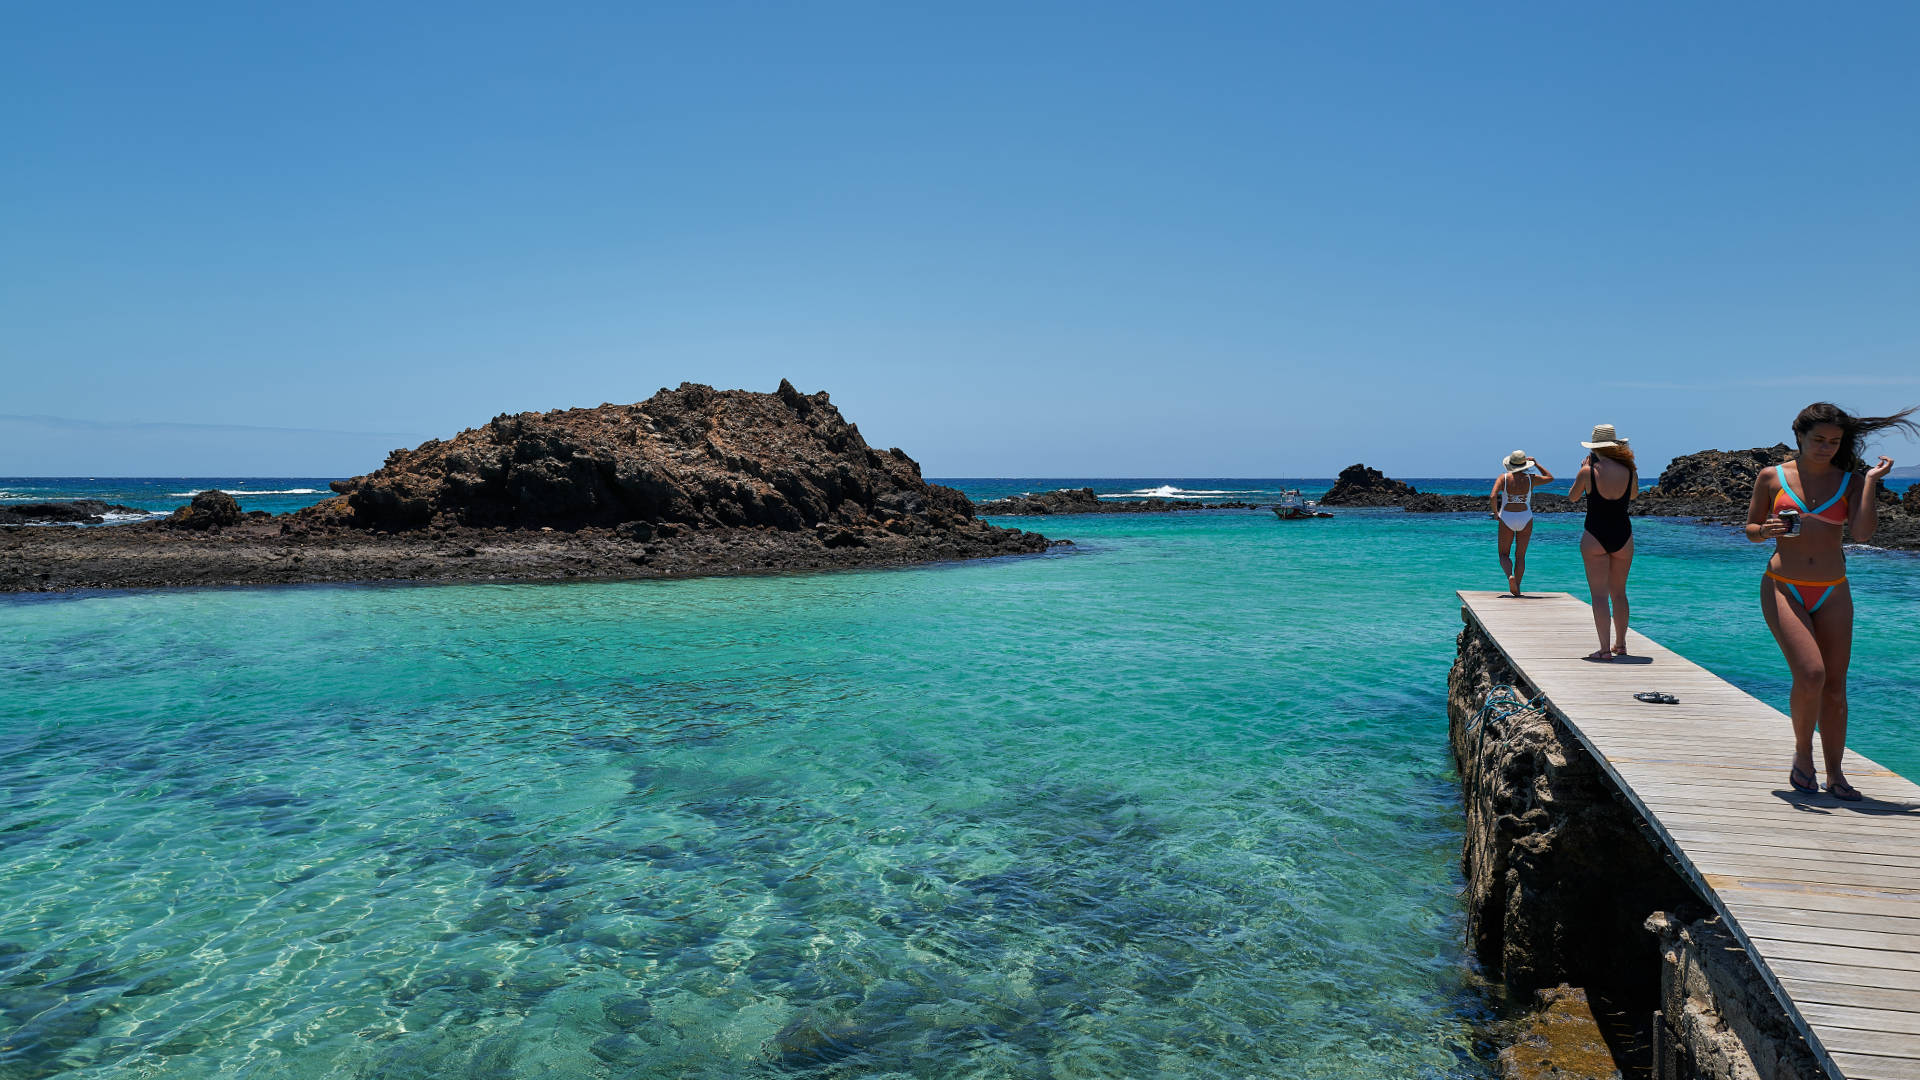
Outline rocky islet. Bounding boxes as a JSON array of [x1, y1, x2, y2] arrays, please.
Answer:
[[0, 382, 1055, 592]]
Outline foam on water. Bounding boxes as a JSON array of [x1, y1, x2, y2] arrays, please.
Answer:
[[165, 487, 324, 497], [1098, 485, 1259, 499], [1, 506, 1915, 1078]]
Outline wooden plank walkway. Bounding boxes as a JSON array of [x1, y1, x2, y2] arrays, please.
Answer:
[[1459, 590, 1920, 1080]]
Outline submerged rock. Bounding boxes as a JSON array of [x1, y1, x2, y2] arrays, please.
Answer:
[[1497, 986, 1622, 1080]]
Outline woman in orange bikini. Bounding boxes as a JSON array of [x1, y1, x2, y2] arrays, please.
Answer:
[[1746, 402, 1915, 800]]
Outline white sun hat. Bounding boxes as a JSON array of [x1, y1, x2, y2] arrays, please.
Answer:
[[1580, 424, 1629, 449]]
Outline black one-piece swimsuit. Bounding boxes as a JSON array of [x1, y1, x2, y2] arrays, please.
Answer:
[[1584, 464, 1635, 553]]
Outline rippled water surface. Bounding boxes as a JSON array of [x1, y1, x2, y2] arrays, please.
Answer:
[[4, 505, 1916, 1079]]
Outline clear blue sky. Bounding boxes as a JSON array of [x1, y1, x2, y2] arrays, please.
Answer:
[[5, 2, 1918, 478]]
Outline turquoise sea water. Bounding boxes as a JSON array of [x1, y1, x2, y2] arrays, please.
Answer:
[[3, 491, 1917, 1078]]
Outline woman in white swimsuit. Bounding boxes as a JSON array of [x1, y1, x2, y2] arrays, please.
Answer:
[[1491, 450, 1554, 596]]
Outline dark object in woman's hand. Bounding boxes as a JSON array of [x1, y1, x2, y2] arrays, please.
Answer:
[[1778, 508, 1800, 536]]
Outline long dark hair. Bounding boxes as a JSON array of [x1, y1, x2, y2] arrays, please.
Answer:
[[1792, 402, 1919, 471]]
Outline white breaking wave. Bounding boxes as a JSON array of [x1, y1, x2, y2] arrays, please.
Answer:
[[167, 488, 323, 497], [1097, 486, 1258, 500], [101, 510, 167, 522]]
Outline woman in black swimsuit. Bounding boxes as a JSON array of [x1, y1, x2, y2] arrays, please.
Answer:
[[1564, 424, 1637, 661]]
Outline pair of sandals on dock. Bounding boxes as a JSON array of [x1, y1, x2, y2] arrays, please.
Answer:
[[1789, 763, 1862, 801]]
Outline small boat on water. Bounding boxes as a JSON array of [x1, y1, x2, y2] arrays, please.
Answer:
[[1272, 490, 1333, 520]]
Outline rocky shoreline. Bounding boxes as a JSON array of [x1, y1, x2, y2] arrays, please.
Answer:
[[0, 519, 1054, 592], [973, 487, 1261, 515], [1325, 453, 1920, 550], [0, 500, 151, 526], [1, 382, 1056, 593]]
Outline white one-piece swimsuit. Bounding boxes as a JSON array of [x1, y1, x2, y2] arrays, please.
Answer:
[[1498, 475, 1534, 531]]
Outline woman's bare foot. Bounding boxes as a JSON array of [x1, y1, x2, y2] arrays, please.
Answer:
[[1584, 649, 1612, 662], [1611, 643, 1628, 657], [1508, 575, 1521, 596]]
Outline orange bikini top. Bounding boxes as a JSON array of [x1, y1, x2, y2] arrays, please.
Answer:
[[1772, 466, 1850, 526]]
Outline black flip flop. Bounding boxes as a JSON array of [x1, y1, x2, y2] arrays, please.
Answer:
[[1633, 692, 1680, 705]]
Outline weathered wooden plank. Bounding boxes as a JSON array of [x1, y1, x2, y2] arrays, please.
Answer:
[[1788, 981, 1920, 1016], [1743, 918, 1920, 956], [1768, 956, 1920, 994], [1628, 780, 1920, 814], [1825, 1053, 1920, 1080], [1657, 811, 1920, 845], [1717, 888, 1920, 923], [1674, 837, 1920, 870], [1813, 1025, 1920, 1059], [1683, 857, 1920, 893]]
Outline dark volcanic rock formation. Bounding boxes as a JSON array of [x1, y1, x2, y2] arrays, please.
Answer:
[[1625, 443, 1920, 548], [318, 380, 974, 536], [975, 488, 1260, 515], [166, 490, 244, 530], [3, 382, 1056, 592], [1403, 491, 1578, 515], [1634, 444, 1793, 515], [0, 500, 146, 525], [1319, 464, 1416, 506]]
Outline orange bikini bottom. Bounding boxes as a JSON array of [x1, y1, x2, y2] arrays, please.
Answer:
[[1766, 571, 1847, 613]]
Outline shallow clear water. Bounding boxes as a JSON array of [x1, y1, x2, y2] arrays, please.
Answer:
[[3, 504, 1916, 1078]]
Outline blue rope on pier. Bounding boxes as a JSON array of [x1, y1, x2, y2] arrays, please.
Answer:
[[1463, 683, 1546, 794], [1469, 683, 1544, 734]]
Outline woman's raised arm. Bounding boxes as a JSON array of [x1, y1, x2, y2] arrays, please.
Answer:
[[1565, 463, 1591, 502], [1852, 456, 1893, 543]]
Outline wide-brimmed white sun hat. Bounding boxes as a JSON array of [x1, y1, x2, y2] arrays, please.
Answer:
[[1581, 424, 1629, 449], [1501, 450, 1531, 472]]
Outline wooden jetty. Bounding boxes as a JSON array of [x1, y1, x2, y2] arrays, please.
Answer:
[[1460, 590, 1920, 1080]]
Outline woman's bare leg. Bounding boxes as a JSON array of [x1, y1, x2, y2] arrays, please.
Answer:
[[1761, 577, 1826, 784], [1497, 523, 1517, 592], [1512, 523, 1533, 595], [1580, 532, 1612, 656], [1810, 586, 1855, 791], [1607, 539, 1633, 653]]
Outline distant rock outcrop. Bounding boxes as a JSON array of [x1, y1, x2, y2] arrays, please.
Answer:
[[165, 490, 244, 530], [0, 500, 145, 526], [313, 381, 982, 542], [1319, 464, 1418, 506], [1640, 444, 1793, 508]]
